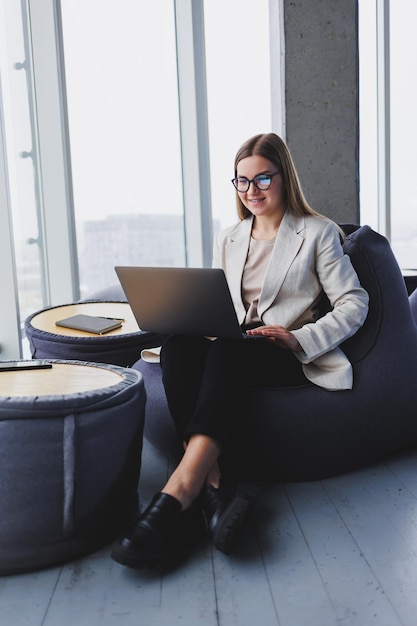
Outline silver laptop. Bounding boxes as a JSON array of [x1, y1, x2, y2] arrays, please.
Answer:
[[115, 266, 255, 340]]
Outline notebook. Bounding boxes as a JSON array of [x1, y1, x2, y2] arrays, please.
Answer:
[[114, 266, 261, 340], [55, 314, 123, 335]]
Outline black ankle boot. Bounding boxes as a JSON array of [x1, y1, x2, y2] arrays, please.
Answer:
[[111, 492, 204, 569], [200, 484, 257, 555]]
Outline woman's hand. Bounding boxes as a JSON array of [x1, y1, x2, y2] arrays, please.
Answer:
[[246, 325, 302, 352]]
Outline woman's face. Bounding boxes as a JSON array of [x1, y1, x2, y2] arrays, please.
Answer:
[[236, 155, 285, 219]]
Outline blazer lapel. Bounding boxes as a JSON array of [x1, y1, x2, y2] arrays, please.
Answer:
[[258, 212, 305, 317]]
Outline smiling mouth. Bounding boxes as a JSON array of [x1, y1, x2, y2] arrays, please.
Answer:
[[249, 198, 264, 204]]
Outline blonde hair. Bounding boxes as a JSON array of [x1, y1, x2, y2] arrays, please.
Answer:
[[234, 133, 322, 221]]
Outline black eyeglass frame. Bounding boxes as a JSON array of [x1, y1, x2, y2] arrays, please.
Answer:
[[231, 171, 280, 192]]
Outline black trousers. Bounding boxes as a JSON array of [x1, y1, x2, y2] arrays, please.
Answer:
[[160, 334, 307, 449]]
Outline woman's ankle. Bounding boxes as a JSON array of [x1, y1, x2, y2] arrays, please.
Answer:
[[161, 477, 201, 511]]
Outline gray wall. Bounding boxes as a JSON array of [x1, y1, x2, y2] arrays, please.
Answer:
[[283, 0, 359, 224]]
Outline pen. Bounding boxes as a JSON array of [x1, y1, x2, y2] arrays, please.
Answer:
[[99, 317, 125, 322]]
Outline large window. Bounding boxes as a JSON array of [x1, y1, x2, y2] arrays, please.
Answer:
[[389, 0, 417, 270], [60, 0, 272, 297], [60, 0, 274, 292], [359, 0, 417, 270], [0, 0, 47, 325], [60, 0, 185, 298], [0, 0, 274, 357]]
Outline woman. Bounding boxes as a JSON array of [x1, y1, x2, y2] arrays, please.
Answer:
[[111, 133, 369, 570]]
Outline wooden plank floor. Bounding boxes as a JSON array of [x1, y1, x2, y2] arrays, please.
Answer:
[[2, 439, 417, 626]]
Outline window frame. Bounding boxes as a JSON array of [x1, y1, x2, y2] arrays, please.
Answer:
[[0, 76, 21, 359], [375, 0, 391, 239]]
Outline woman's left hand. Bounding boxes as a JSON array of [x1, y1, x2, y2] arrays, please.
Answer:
[[246, 325, 302, 352]]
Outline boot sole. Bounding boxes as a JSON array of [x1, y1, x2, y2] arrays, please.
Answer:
[[212, 486, 258, 555], [111, 543, 168, 570]]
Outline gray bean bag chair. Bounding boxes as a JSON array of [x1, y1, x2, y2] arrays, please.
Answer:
[[133, 225, 417, 481]]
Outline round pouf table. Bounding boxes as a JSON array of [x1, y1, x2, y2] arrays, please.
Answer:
[[0, 360, 145, 575], [25, 302, 164, 367]]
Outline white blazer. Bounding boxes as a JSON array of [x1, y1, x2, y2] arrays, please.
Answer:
[[212, 211, 369, 391]]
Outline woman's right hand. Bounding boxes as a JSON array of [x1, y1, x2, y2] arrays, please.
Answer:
[[246, 325, 302, 351]]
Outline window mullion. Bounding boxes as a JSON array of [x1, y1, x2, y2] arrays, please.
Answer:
[[27, 0, 79, 303], [376, 0, 391, 239], [269, 0, 286, 139], [174, 0, 212, 268], [0, 81, 22, 359]]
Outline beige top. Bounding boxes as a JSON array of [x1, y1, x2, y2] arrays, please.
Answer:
[[242, 237, 275, 325]]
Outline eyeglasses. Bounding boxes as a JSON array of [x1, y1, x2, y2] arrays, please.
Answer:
[[231, 172, 280, 193]]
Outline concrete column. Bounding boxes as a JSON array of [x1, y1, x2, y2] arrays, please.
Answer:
[[283, 0, 359, 224]]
